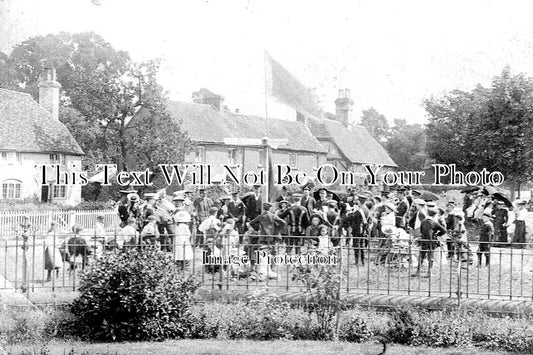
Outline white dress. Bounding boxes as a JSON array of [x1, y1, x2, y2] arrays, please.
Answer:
[[174, 223, 193, 261]]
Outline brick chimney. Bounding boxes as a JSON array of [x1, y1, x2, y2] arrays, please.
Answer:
[[38, 68, 61, 120], [192, 88, 224, 111], [334, 89, 354, 127]]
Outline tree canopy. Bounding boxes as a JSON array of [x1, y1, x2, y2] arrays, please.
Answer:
[[424, 67, 533, 190], [360, 107, 390, 142], [0, 32, 193, 181]]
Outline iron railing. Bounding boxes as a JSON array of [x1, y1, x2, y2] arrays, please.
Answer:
[[1, 231, 532, 302]]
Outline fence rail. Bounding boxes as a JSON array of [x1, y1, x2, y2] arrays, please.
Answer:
[[0, 210, 120, 238], [1, 232, 532, 304]]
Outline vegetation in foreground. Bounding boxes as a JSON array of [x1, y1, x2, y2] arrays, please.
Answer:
[[0, 247, 531, 354]]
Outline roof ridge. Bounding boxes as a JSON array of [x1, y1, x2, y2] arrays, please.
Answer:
[[0, 87, 32, 98]]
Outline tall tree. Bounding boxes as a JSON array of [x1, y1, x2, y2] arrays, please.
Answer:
[[360, 107, 390, 142], [385, 119, 427, 171], [424, 67, 533, 195]]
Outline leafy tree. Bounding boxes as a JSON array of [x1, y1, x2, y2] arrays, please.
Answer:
[[0, 32, 192, 178], [360, 107, 390, 142], [424, 67, 533, 195], [385, 119, 427, 171]]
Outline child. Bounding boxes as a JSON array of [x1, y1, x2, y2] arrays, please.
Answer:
[[44, 221, 62, 282], [118, 217, 138, 250], [140, 215, 160, 246], [478, 209, 494, 267], [317, 225, 331, 254], [174, 210, 194, 271], [66, 224, 91, 270], [451, 211, 473, 268], [198, 207, 222, 247]]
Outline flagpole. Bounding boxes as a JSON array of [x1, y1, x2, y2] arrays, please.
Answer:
[[264, 50, 270, 137]]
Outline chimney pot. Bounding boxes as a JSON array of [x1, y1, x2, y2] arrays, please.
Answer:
[[38, 68, 61, 121]]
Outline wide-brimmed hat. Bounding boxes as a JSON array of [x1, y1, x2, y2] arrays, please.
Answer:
[[309, 213, 325, 223], [174, 211, 191, 223], [119, 189, 137, 194], [173, 195, 185, 202], [516, 200, 527, 206], [144, 192, 157, 199], [127, 193, 140, 202], [263, 202, 273, 209], [413, 198, 426, 206], [450, 210, 465, 220], [384, 202, 396, 212]]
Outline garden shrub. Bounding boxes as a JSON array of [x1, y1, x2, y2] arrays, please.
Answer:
[[385, 307, 420, 344], [70, 247, 201, 341]]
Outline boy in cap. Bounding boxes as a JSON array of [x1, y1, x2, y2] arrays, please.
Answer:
[[66, 224, 91, 271], [277, 194, 309, 253]]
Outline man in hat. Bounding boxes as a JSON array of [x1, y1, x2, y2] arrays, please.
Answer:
[[315, 188, 329, 212], [415, 207, 447, 277], [324, 200, 341, 247], [198, 206, 222, 247], [408, 198, 427, 238], [249, 202, 286, 243], [300, 186, 316, 217], [228, 191, 246, 236], [478, 208, 494, 267], [395, 187, 409, 230], [141, 192, 158, 229], [513, 200, 528, 249], [243, 185, 263, 222], [344, 200, 367, 266], [493, 201, 509, 247], [277, 194, 309, 253], [194, 189, 214, 226], [127, 192, 142, 230], [117, 189, 137, 228], [275, 198, 291, 240]]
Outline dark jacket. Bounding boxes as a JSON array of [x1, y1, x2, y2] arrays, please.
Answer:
[[250, 211, 286, 238], [278, 205, 309, 235], [419, 218, 446, 249]]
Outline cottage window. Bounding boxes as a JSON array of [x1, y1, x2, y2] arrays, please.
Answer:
[[0, 152, 6, 161], [195, 146, 206, 164], [15, 152, 22, 164], [49, 154, 65, 165], [289, 153, 298, 168], [227, 148, 236, 165], [52, 185, 66, 199], [1, 180, 21, 199], [314, 155, 320, 168]]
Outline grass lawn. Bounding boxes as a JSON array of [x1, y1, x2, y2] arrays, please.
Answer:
[[5, 340, 516, 355]]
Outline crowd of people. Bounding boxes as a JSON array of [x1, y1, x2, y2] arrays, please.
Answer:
[[47, 184, 529, 282]]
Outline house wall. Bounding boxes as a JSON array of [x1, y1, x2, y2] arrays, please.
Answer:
[[185, 143, 326, 185], [0, 151, 83, 206]]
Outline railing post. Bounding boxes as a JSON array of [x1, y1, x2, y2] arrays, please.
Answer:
[[19, 215, 31, 296]]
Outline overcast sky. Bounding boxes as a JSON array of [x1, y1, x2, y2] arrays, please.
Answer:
[[3, 0, 533, 124]]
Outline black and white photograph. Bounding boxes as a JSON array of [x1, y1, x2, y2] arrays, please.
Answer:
[[1, 1, 533, 354]]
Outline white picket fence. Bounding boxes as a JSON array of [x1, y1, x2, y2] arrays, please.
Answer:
[[0, 209, 120, 238]]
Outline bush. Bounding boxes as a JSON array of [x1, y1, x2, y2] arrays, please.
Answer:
[[70, 247, 201, 341]]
